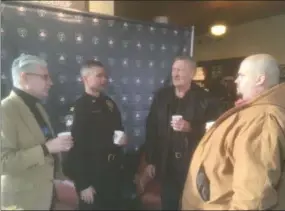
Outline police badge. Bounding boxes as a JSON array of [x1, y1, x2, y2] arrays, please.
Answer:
[[106, 100, 114, 112]]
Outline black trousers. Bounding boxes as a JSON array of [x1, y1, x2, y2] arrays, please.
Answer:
[[161, 157, 189, 210], [161, 179, 185, 210], [76, 169, 123, 209], [76, 174, 124, 211], [77, 191, 123, 210]]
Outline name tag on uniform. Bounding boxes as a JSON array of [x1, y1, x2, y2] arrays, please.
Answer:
[[92, 109, 101, 113]]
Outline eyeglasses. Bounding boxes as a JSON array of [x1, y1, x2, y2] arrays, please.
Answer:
[[25, 73, 51, 81]]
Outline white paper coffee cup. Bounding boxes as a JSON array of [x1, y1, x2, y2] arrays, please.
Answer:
[[57, 131, 71, 137], [205, 121, 215, 131], [172, 115, 183, 122], [113, 130, 125, 145], [171, 115, 183, 131]]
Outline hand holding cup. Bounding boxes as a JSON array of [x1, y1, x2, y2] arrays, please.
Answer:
[[170, 115, 192, 132], [45, 132, 73, 154]]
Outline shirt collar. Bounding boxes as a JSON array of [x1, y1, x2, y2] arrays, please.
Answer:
[[84, 92, 104, 100]]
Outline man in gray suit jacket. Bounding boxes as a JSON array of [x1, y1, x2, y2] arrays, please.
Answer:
[[1, 54, 73, 210]]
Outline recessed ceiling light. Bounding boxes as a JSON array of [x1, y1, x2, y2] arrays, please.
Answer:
[[210, 24, 227, 36]]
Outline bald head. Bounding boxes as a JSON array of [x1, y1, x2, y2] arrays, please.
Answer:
[[235, 54, 280, 100], [241, 54, 280, 86]]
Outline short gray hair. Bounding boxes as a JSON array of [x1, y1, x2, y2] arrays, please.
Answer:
[[174, 55, 197, 74], [11, 54, 47, 88], [245, 54, 280, 88]]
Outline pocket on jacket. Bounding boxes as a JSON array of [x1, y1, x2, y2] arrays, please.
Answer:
[[196, 165, 210, 202]]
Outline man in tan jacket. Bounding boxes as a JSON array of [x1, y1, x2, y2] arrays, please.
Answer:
[[182, 54, 285, 210], [1, 54, 73, 210]]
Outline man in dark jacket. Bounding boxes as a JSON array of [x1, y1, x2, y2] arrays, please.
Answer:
[[143, 56, 221, 210], [65, 60, 127, 210]]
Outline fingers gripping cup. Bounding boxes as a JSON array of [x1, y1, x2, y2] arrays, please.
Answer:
[[57, 131, 72, 153]]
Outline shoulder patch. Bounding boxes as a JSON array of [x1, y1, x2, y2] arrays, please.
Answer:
[[106, 100, 114, 112]]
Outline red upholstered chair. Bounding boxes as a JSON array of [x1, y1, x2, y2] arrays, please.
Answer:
[[54, 180, 79, 210], [135, 153, 161, 210]]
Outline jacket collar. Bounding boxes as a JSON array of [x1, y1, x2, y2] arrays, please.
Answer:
[[8, 91, 54, 140], [210, 82, 285, 132]]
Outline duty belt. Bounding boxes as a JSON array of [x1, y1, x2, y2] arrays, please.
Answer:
[[108, 154, 116, 162], [175, 152, 182, 159]]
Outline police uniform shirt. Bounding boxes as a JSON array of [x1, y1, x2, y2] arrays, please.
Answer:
[[69, 92, 124, 191], [71, 92, 123, 149]]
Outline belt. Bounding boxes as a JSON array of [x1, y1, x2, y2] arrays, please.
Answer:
[[108, 153, 116, 162]]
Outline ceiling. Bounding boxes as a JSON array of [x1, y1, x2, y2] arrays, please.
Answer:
[[115, 1, 285, 36]]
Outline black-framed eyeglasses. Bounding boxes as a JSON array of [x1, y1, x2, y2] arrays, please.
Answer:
[[26, 73, 51, 81]]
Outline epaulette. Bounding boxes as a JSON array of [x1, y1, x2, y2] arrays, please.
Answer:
[[106, 99, 114, 112]]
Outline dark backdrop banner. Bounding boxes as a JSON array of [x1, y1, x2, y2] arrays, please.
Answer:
[[1, 2, 193, 150]]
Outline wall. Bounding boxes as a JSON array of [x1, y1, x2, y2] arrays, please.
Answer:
[[17, 1, 88, 11], [88, 0, 114, 15], [194, 14, 285, 64]]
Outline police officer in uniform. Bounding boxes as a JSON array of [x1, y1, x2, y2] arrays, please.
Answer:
[[65, 60, 127, 210]]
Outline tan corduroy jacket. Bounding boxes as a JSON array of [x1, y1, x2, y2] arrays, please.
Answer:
[[182, 83, 285, 210], [1, 91, 63, 210]]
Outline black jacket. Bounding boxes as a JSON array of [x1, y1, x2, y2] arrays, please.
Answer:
[[144, 84, 222, 179]]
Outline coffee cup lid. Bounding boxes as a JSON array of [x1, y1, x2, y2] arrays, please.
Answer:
[[58, 131, 71, 136]]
